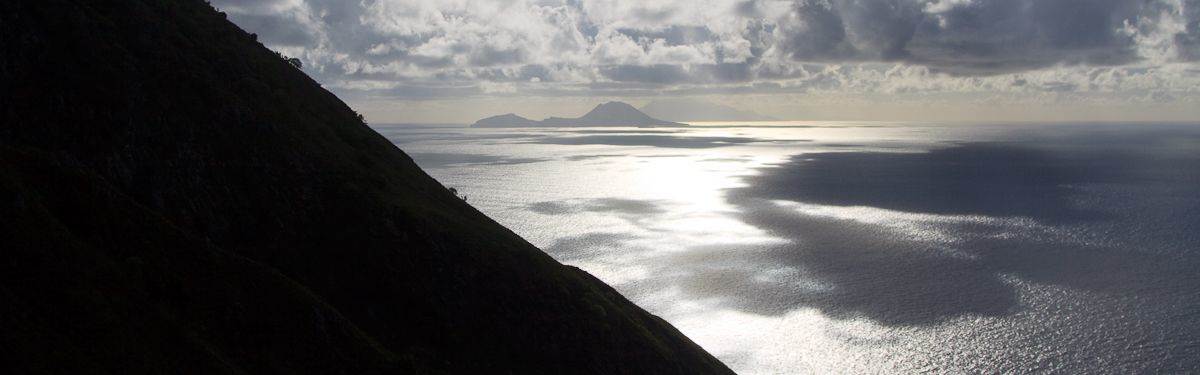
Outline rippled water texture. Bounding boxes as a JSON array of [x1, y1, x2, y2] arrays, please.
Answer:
[[377, 122, 1200, 373]]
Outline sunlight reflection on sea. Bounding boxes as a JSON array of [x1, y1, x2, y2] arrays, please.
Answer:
[[376, 122, 1200, 374]]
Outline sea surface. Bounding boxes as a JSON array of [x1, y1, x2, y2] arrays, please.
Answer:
[[374, 122, 1200, 374]]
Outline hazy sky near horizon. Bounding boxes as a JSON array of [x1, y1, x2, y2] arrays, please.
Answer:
[[213, 0, 1200, 123]]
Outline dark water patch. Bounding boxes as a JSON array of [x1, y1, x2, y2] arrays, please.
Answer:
[[408, 152, 550, 168], [638, 154, 692, 158], [552, 129, 684, 134], [564, 154, 627, 161], [703, 134, 1200, 327], [766, 139, 813, 143], [372, 123, 468, 129], [381, 132, 542, 144], [709, 188, 1200, 329], [531, 135, 768, 149], [688, 124, 897, 129], [667, 198, 1023, 324], [701, 157, 752, 162], [543, 232, 630, 261], [745, 143, 1118, 223], [815, 143, 866, 148]]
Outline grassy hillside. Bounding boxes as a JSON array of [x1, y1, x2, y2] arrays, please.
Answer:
[[0, 0, 732, 373]]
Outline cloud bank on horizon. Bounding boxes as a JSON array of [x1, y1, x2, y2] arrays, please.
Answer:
[[214, 0, 1200, 121]]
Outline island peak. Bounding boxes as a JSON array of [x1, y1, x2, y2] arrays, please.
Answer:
[[473, 101, 684, 128]]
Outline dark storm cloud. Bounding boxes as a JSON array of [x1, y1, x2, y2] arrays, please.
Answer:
[[616, 26, 715, 45], [1177, 0, 1200, 60], [211, 0, 1200, 99], [600, 65, 693, 84], [336, 85, 483, 100], [776, 0, 1145, 74], [780, 0, 922, 61]]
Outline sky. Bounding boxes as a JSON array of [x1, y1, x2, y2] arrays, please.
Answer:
[[213, 0, 1200, 123]]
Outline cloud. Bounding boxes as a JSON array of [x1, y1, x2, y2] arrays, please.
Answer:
[[1171, 0, 1200, 60], [211, 0, 1200, 105]]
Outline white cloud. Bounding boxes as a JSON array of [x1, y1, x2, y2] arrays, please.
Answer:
[[212, 0, 1200, 118]]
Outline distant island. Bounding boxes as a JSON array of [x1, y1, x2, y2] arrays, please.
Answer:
[[639, 98, 777, 122], [473, 101, 685, 127]]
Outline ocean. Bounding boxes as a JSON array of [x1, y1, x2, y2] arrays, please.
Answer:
[[374, 122, 1200, 373]]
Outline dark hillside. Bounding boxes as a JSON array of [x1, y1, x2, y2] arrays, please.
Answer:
[[0, 0, 732, 373]]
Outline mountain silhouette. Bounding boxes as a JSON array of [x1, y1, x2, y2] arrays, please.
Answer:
[[473, 113, 541, 127], [473, 101, 684, 127], [0, 0, 731, 374]]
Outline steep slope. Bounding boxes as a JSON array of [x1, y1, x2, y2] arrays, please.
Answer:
[[0, 1, 732, 374]]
